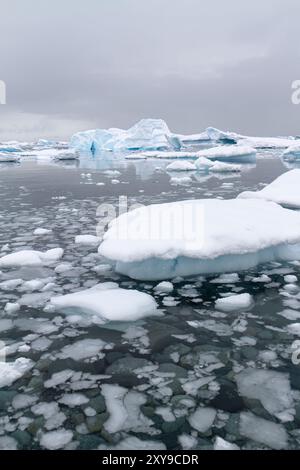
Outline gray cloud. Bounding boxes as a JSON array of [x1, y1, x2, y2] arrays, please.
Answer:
[[0, 0, 299, 140]]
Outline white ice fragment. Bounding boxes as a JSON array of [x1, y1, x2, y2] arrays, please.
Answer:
[[215, 293, 253, 312], [0, 248, 63, 267], [40, 430, 73, 450], [188, 407, 216, 433], [240, 412, 288, 450], [0, 358, 34, 388], [214, 436, 240, 450], [75, 235, 101, 245], [51, 284, 158, 322]]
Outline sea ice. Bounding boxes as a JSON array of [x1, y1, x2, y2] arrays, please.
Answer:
[[99, 198, 300, 280], [51, 283, 158, 322], [215, 293, 253, 312], [0, 358, 34, 388], [236, 368, 294, 418], [166, 161, 196, 172], [240, 412, 288, 450], [196, 145, 256, 163], [188, 407, 216, 433], [58, 338, 112, 361], [282, 144, 300, 161], [75, 235, 101, 245], [238, 170, 300, 209], [39, 430, 73, 450], [0, 248, 64, 268], [214, 437, 240, 450]]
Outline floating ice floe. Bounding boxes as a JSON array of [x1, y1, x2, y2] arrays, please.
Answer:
[[188, 407, 216, 433], [75, 234, 101, 245], [99, 198, 300, 280], [239, 412, 288, 450], [0, 152, 20, 163], [196, 145, 256, 164], [166, 161, 196, 172], [214, 437, 240, 451], [215, 293, 253, 312], [50, 283, 158, 322], [236, 368, 294, 420], [238, 169, 300, 209], [0, 358, 34, 388], [282, 144, 300, 162], [39, 430, 73, 450], [0, 248, 64, 268], [54, 149, 79, 161], [128, 150, 199, 160], [33, 228, 52, 236]]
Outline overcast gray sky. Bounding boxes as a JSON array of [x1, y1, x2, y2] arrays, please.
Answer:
[[0, 0, 299, 141]]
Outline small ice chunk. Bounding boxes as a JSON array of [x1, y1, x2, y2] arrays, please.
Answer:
[[0, 358, 34, 388], [59, 393, 89, 407], [40, 430, 73, 450], [214, 437, 240, 450], [154, 281, 174, 293], [178, 434, 198, 450], [4, 302, 20, 314], [59, 338, 111, 361], [215, 293, 253, 312], [34, 228, 52, 235], [0, 436, 18, 450], [166, 161, 196, 172], [75, 235, 101, 245], [12, 394, 38, 410], [0, 248, 63, 267], [284, 275, 298, 284], [188, 407, 216, 433]]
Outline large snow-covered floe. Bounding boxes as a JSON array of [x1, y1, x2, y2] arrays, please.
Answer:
[[196, 145, 256, 163], [70, 119, 180, 153], [0, 248, 64, 268], [99, 199, 300, 280], [50, 283, 158, 322], [238, 170, 300, 209]]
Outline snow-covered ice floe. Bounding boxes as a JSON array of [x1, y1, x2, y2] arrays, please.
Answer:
[[99, 198, 300, 280], [238, 169, 300, 209], [215, 293, 253, 312], [50, 282, 158, 322], [196, 145, 256, 164], [0, 152, 20, 163], [0, 248, 64, 268], [53, 149, 79, 161], [282, 144, 300, 162]]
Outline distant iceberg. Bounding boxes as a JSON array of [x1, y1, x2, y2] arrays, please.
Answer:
[[70, 119, 297, 154], [70, 119, 180, 153], [99, 198, 300, 280], [238, 169, 300, 209]]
